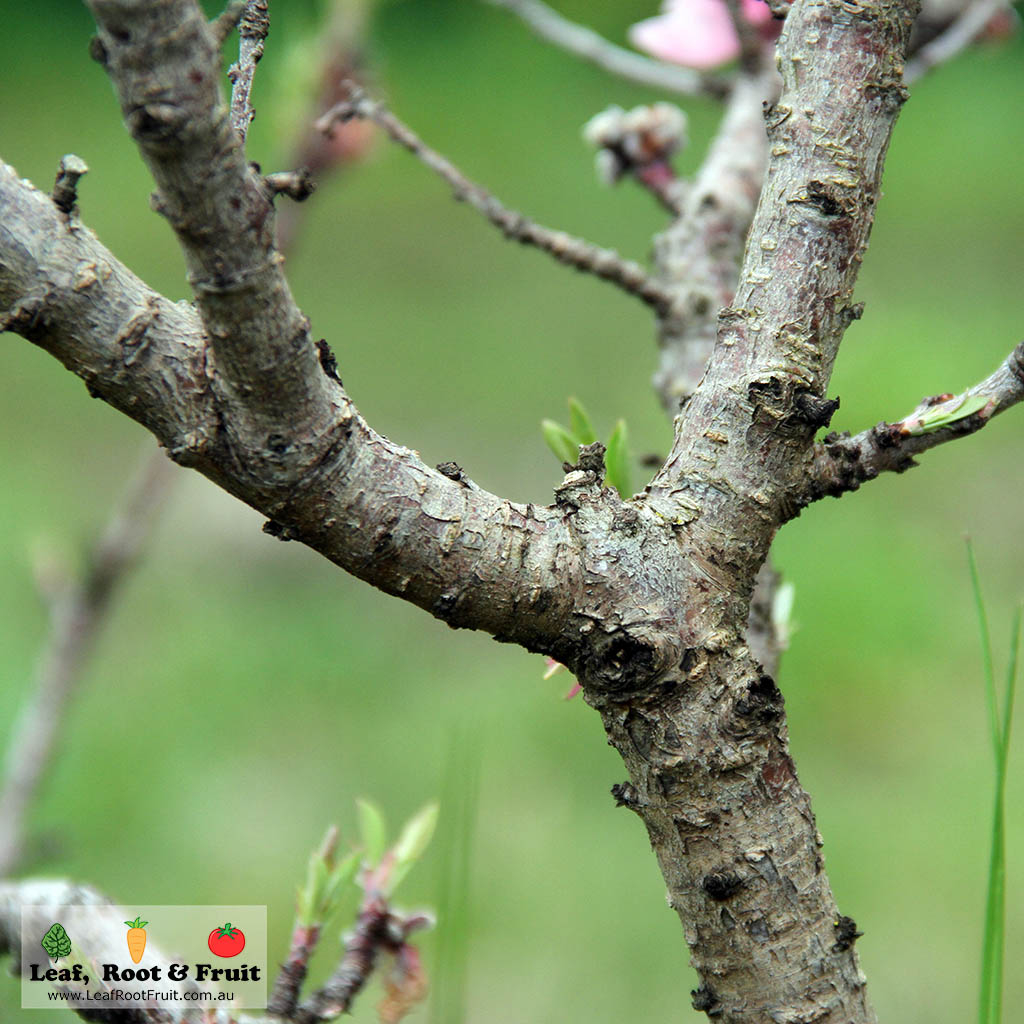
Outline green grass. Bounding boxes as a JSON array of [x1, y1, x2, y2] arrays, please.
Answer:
[[968, 542, 1021, 1024]]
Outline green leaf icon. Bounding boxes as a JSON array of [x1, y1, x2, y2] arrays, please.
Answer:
[[41, 923, 71, 961]]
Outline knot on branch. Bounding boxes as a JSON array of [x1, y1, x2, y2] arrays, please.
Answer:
[[793, 391, 840, 430], [691, 982, 722, 1017], [832, 914, 863, 953], [722, 674, 784, 738], [127, 102, 189, 145], [788, 179, 856, 220], [264, 168, 316, 202], [578, 627, 671, 697], [701, 870, 744, 901], [554, 443, 606, 509]]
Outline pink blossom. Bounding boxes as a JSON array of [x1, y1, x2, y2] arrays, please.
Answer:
[[629, 0, 773, 71]]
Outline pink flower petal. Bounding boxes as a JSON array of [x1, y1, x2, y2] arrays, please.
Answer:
[[629, 0, 771, 70]]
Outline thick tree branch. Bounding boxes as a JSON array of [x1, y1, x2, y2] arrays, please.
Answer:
[[650, 0, 917, 579], [803, 339, 1024, 501], [88, 0, 333, 451], [486, 0, 728, 98], [317, 88, 677, 316], [0, 160, 578, 654]]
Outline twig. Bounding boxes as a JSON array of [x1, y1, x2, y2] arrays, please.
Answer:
[[51, 154, 89, 214], [723, 0, 765, 73], [317, 87, 677, 316], [905, 0, 1010, 83], [293, 899, 390, 1023], [0, 451, 176, 877], [227, 0, 269, 142], [804, 339, 1024, 503], [486, 0, 727, 98]]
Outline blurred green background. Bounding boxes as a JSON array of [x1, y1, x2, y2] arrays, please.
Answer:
[[1, 2, 1023, 1021]]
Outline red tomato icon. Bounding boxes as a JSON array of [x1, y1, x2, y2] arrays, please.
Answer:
[[207, 922, 245, 958]]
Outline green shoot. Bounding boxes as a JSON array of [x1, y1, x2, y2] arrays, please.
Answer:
[[604, 419, 631, 499], [905, 394, 991, 435], [542, 399, 632, 498]]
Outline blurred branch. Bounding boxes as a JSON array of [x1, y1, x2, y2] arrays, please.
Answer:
[[723, 0, 765, 73], [649, 71, 773, 408], [803, 339, 1024, 503], [317, 86, 677, 316], [228, 0, 269, 142], [905, 0, 1012, 83], [0, 450, 175, 876], [486, 0, 727, 98]]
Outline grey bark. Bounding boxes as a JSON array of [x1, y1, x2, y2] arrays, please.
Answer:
[[3, 0, 1018, 1021]]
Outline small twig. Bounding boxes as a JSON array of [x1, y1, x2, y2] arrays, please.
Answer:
[[804, 339, 1024, 503], [723, 0, 765, 73], [0, 451, 176, 876], [905, 0, 1010, 83], [293, 898, 391, 1023], [318, 87, 676, 316], [51, 154, 89, 214], [268, 921, 323, 1016], [264, 168, 316, 202], [227, 0, 270, 142], [210, 0, 245, 47], [486, 0, 728, 98]]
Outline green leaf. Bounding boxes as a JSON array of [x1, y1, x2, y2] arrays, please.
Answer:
[[357, 797, 387, 866], [568, 398, 597, 445], [320, 849, 361, 918], [906, 393, 991, 435], [41, 923, 71, 960], [386, 802, 440, 895], [604, 420, 631, 498], [542, 420, 578, 466]]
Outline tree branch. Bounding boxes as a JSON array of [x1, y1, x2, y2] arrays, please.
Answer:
[[485, 0, 728, 98], [0, 159, 578, 655], [317, 87, 677, 316], [0, 451, 175, 877], [650, 72, 775, 409], [905, 0, 1011, 82], [227, 0, 269, 141], [803, 339, 1024, 502], [88, 0, 332, 449]]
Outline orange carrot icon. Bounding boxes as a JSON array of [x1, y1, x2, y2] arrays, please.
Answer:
[[124, 916, 148, 963]]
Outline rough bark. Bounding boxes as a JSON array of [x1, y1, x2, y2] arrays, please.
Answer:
[[0, 0, 969, 1021]]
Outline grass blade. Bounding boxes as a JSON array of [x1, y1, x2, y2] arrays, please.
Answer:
[[966, 539, 999, 757], [969, 540, 1020, 1024], [989, 605, 1020, 1024], [430, 723, 481, 1024]]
